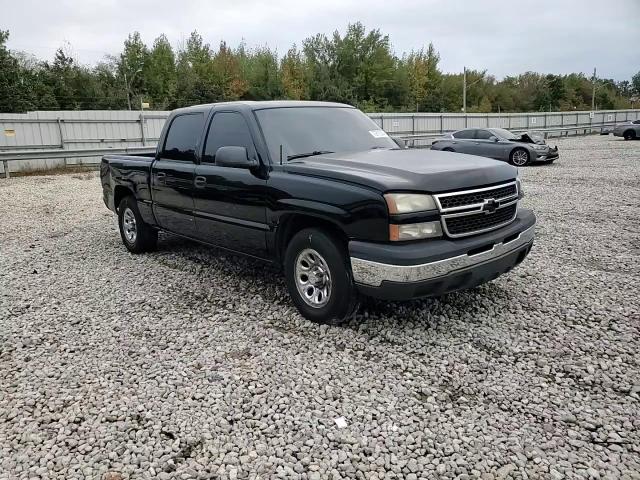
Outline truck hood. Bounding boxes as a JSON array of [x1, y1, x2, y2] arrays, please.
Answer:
[[284, 148, 517, 193]]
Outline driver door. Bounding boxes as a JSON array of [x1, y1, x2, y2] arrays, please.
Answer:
[[474, 129, 505, 159], [192, 111, 268, 258]]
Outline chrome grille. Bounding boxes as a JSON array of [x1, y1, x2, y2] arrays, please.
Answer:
[[438, 184, 517, 210], [434, 181, 519, 238]]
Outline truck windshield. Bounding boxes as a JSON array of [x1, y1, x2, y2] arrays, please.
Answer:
[[254, 107, 397, 163]]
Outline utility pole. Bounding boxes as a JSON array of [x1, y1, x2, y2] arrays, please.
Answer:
[[591, 67, 597, 111], [462, 67, 467, 113], [124, 71, 131, 110]]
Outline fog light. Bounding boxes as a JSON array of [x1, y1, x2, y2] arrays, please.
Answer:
[[390, 221, 442, 241]]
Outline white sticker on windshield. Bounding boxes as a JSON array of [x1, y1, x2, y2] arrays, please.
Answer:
[[369, 129, 389, 138]]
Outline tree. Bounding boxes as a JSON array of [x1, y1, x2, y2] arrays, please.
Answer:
[[281, 45, 307, 100], [404, 43, 441, 111], [211, 41, 247, 100], [145, 34, 177, 109], [632, 71, 640, 96], [0, 30, 33, 112], [119, 32, 149, 109], [1, 25, 638, 114], [240, 45, 281, 100]]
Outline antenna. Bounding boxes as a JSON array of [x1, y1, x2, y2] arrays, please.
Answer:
[[279, 144, 283, 165]]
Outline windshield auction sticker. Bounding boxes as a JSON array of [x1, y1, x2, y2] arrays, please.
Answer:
[[369, 129, 389, 138]]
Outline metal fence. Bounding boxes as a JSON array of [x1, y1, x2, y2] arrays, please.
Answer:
[[2, 108, 638, 177], [0, 110, 168, 176]]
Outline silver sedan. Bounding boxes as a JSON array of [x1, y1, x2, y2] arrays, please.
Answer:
[[613, 119, 640, 140], [431, 128, 559, 166]]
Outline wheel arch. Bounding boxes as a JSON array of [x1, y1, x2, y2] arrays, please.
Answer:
[[113, 185, 135, 212], [275, 213, 348, 265]]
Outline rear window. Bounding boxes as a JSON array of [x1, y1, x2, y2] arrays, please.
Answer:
[[162, 113, 204, 161]]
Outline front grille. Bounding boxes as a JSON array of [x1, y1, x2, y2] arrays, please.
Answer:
[[434, 181, 519, 238], [444, 203, 517, 236], [438, 184, 517, 210]]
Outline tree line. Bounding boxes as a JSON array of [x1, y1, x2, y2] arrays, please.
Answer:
[[1, 24, 639, 113]]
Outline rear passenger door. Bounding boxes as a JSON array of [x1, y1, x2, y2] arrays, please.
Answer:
[[151, 113, 204, 236], [192, 111, 268, 258]]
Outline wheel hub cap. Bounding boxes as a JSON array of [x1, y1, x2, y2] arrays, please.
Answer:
[[295, 248, 332, 308], [123, 208, 137, 243], [513, 151, 527, 166]]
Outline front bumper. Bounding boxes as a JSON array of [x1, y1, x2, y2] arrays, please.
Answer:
[[534, 146, 559, 162], [350, 208, 536, 301]]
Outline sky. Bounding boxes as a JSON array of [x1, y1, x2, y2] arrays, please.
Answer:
[[3, 0, 640, 81]]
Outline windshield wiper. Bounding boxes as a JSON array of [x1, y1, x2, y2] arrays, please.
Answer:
[[286, 150, 334, 161]]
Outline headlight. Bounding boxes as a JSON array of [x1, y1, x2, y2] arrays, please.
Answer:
[[384, 193, 437, 214], [532, 144, 547, 151], [390, 221, 442, 241]]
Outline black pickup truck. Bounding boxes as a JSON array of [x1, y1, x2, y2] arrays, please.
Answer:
[[101, 101, 536, 324]]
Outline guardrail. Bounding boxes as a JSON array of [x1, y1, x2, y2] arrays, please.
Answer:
[[0, 146, 156, 179], [0, 123, 624, 179]]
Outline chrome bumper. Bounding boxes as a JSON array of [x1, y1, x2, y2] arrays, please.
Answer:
[[351, 225, 535, 287]]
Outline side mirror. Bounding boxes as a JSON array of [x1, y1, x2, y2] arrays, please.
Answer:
[[490, 136, 499, 142], [215, 146, 257, 169], [391, 136, 407, 149]]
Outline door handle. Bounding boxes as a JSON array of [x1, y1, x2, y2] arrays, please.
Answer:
[[156, 172, 166, 184], [194, 176, 207, 188]]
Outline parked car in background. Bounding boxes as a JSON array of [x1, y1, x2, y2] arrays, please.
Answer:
[[431, 128, 559, 166], [613, 119, 640, 140], [100, 101, 535, 324]]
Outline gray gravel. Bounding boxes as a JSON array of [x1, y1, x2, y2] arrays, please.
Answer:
[[1, 134, 639, 480]]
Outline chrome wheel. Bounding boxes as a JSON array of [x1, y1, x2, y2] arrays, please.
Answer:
[[512, 149, 529, 166], [122, 207, 137, 243], [295, 248, 332, 308]]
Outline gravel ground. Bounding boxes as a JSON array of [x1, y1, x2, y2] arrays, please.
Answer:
[[1, 135, 639, 480]]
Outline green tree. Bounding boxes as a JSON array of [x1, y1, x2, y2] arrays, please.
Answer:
[[211, 41, 247, 100], [632, 71, 640, 96], [240, 45, 281, 100], [404, 43, 441, 111], [145, 34, 177, 109], [281, 45, 308, 100], [0, 31, 37, 112], [119, 32, 149, 109]]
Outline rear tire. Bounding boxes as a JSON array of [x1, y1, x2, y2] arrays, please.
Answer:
[[443, 147, 455, 152], [510, 148, 530, 166], [284, 228, 359, 325], [118, 196, 158, 254], [623, 130, 636, 141]]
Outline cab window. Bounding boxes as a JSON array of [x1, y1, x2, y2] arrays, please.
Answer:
[[162, 114, 204, 161], [203, 112, 256, 163]]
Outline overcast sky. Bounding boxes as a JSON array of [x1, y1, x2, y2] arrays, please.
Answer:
[[4, 0, 640, 81]]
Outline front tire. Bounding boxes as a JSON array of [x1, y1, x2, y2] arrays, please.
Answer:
[[284, 228, 359, 325], [118, 196, 158, 254], [623, 130, 636, 141], [510, 148, 530, 166]]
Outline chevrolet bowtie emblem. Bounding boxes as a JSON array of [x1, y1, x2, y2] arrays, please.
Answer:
[[481, 198, 499, 214]]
